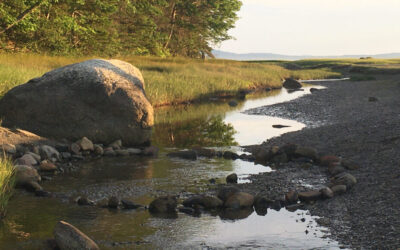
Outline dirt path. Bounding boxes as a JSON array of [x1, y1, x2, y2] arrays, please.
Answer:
[[241, 76, 400, 249]]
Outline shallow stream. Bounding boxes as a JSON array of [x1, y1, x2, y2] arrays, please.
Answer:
[[0, 85, 343, 249]]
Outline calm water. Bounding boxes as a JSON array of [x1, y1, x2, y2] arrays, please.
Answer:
[[0, 86, 342, 249]]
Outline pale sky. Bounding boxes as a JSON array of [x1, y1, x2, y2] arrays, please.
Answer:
[[217, 0, 400, 56]]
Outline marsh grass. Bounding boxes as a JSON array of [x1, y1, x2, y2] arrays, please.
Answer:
[[0, 53, 341, 106], [0, 155, 15, 218]]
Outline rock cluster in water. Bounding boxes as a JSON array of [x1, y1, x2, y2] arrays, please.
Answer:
[[1, 137, 158, 196]]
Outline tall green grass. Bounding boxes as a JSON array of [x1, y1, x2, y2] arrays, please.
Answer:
[[0, 53, 341, 106], [0, 155, 15, 218]]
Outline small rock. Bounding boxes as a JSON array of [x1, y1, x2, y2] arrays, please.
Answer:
[[183, 195, 223, 209], [93, 145, 104, 156], [285, 190, 299, 204], [76, 137, 94, 151], [319, 155, 340, 167], [228, 100, 238, 107], [294, 146, 318, 160], [272, 124, 290, 129], [15, 165, 41, 187], [330, 185, 347, 195], [298, 190, 322, 202], [167, 150, 197, 160], [109, 140, 122, 150], [341, 159, 360, 170], [54, 221, 99, 250], [217, 186, 240, 202], [320, 187, 334, 199], [226, 173, 238, 184], [0, 143, 16, 154], [18, 154, 38, 166], [121, 199, 142, 209], [40, 160, 57, 172], [223, 151, 240, 160], [127, 148, 141, 155], [331, 173, 357, 189], [108, 196, 120, 208], [149, 196, 177, 214], [115, 149, 130, 156], [283, 78, 302, 89], [310, 88, 319, 93], [70, 143, 81, 155], [224, 192, 254, 209], [39, 145, 60, 161]]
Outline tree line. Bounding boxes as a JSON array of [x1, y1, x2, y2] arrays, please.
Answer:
[[0, 0, 242, 57]]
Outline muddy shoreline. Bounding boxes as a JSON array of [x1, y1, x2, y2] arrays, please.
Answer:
[[241, 76, 400, 249]]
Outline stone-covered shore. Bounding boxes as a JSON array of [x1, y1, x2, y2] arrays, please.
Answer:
[[241, 76, 400, 249]]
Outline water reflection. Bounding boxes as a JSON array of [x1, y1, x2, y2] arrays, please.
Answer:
[[154, 115, 237, 148], [154, 86, 321, 147]]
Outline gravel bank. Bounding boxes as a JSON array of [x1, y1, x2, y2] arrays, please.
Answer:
[[241, 76, 400, 249]]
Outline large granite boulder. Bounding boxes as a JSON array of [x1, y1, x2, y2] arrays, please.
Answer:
[[0, 59, 153, 146]]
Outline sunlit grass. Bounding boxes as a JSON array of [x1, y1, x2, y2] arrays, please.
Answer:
[[0, 155, 15, 217], [0, 53, 341, 106]]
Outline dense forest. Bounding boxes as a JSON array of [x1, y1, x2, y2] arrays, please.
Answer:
[[0, 0, 242, 57]]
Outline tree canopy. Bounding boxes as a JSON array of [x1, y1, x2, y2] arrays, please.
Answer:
[[0, 0, 242, 57]]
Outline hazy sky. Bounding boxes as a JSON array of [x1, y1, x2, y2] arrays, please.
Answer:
[[217, 0, 400, 55]]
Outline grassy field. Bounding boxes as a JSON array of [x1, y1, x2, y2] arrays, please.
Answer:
[[0, 53, 341, 106], [0, 155, 15, 218]]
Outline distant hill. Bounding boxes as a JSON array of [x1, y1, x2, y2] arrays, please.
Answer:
[[212, 50, 400, 61]]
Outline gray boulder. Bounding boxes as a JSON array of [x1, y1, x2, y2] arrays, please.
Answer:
[[54, 221, 99, 250], [0, 59, 153, 146]]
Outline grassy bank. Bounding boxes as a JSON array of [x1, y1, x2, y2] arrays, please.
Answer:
[[0, 54, 341, 106], [0, 155, 15, 218]]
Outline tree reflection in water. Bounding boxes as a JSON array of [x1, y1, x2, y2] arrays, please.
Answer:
[[154, 115, 237, 147]]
